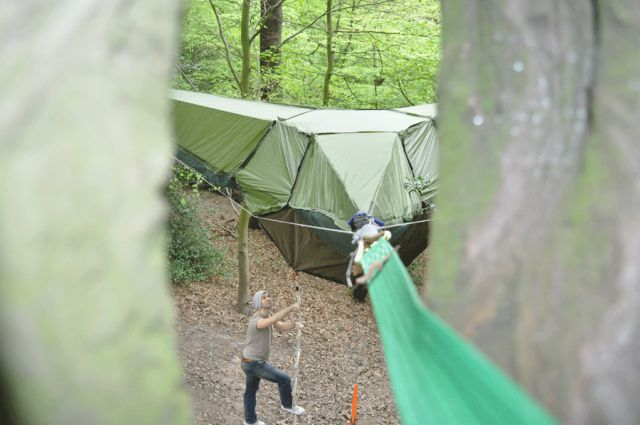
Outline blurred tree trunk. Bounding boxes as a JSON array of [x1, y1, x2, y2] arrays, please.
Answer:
[[430, 1, 640, 424], [0, 1, 190, 424], [259, 0, 283, 100]]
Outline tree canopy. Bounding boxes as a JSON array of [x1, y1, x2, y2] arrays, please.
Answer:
[[175, 0, 441, 108]]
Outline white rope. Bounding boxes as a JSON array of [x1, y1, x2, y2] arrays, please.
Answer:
[[257, 216, 354, 234], [172, 155, 432, 234], [381, 217, 433, 229], [225, 187, 241, 217], [292, 273, 303, 425]]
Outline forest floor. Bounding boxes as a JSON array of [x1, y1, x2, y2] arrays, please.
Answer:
[[171, 191, 426, 425]]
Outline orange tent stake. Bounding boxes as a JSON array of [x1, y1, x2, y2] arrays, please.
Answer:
[[349, 383, 359, 425]]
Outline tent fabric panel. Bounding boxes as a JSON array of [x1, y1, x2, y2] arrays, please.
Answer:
[[259, 209, 429, 285], [236, 122, 310, 214], [286, 109, 427, 134], [361, 239, 558, 425], [258, 209, 350, 283], [395, 103, 438, 118], [292, 210, 354, 256], [385, 211, 430, 271], [288, 141, 358, 229], [172, 99, 272, 174], [175, 146, 235, 189], [316, 133, 399, 219], [169, 89, 312, 121], [297, 209, 429, 262], [372, 136, 423, 223], [290, 133, 423, 227]]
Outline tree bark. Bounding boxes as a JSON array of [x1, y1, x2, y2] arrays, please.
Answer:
[[322, 0, 335, 107], [0, 1, 190, 423], [237, 203, 251, 314], [431, 1, 640, 424], [259, 0, 283, 100]]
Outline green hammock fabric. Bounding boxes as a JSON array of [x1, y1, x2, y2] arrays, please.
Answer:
[[360, 239, 559, 425]]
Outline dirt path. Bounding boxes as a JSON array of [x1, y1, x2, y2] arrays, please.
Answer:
[[171, 192, 401, 424]]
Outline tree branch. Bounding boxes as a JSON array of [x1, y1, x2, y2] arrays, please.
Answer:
[[278, 0, 398, 47], [334, 29, 437, 38], [336, 0, 356, 68], [388, 78, 415, 106], [279, 10, 328, 47], [209, 0, 241, 90], [341, 74, 365, 104], [175, 64, 198, 91]]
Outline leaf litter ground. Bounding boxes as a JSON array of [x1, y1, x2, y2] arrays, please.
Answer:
[[171, 191, 404, 425]]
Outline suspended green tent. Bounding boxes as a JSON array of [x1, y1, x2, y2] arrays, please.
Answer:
[[170, 90, 438, 283]]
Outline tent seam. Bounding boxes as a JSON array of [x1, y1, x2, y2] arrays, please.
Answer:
[[236, 121, 276, 171]]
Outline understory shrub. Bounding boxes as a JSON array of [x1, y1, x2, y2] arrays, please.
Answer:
[[166, 164, 224, 283]]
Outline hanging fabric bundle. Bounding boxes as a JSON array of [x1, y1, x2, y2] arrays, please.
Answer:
[[359, 239, 559, 425]]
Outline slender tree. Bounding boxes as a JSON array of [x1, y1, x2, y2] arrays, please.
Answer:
[[260, 0, 284, 100], [322, 0, 335, 106], [209, 0, 242, 91], [236, 203, 251, 314]]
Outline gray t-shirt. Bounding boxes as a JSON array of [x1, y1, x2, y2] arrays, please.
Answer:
[[242, 311, 272, 361]]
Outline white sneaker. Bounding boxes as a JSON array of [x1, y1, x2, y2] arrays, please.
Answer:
[[244, 420, 265, 425], [281, 404, 305, 415]]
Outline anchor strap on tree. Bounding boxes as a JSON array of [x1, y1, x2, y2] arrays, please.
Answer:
[[359, 239, 559, 425]]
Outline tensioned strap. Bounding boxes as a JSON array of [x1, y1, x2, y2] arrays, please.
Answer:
[[359, 239, 559, 425]]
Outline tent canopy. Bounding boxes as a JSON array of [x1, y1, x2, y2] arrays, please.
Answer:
[[170, 89, 438, 283], [286, 109, 428, 134], [395, 103, 439, 117], [170, 89, 311, 121]]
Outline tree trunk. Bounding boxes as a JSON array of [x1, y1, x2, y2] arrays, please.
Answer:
[[0, 1, 190, 424], [259, 0, 283, 100], [240, 0, 252, 97], [431, 1, 640, 424], [322, 0, 334, 107], [237, 203, 251, 314]]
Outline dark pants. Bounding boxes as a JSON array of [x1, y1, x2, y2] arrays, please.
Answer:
[[241, 360, 293, 424]]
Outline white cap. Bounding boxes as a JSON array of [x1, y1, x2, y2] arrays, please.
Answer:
[[252, 290, 266, 309]]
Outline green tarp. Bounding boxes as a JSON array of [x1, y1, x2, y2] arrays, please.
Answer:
[[360, 239, 559, 425], [286, 108, 428, 133], [170, 89, 439, 283], [171, 90, 310, 175], [288, 132, 422, 226], [395, 103, 438, 118], [236, 121, 310, 214]]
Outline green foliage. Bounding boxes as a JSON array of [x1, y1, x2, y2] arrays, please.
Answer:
[[173, 160, 208, 193], [404, 174, 434, 194], [166, 163, 225, 284], [175, 0, 441, 108]]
